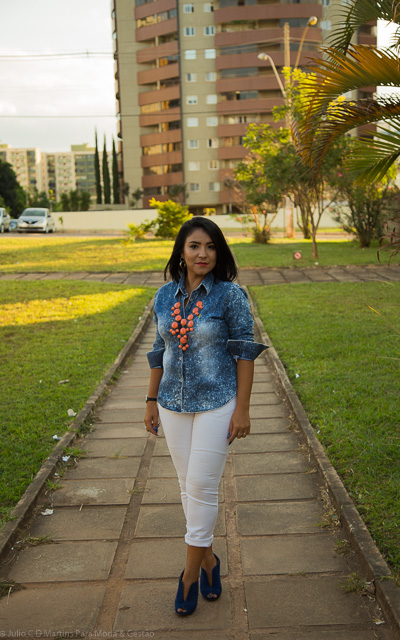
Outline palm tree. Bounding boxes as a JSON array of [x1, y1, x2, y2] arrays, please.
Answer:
[[294, 0, 400, 184]]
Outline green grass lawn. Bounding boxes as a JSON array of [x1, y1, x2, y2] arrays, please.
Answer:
[[0, 280, 155, 523], [231, 237, 399, 268], [1, 235, 397, 272], [250, 282, 400, 576]]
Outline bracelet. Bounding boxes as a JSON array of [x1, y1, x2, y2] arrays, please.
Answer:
[[145, 395, 158, 403]]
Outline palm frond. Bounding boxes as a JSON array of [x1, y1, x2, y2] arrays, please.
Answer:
[[346, 126, 400, 183], [328, 0, 400, 52]]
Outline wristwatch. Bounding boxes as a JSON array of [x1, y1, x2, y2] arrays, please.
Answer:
[[145, 395, 158, 403]]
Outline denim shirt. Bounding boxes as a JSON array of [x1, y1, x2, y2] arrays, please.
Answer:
[[146, 272, 268, 413]]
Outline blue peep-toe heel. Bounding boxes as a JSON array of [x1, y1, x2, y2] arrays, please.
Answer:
[[200, 553, 222, 600], [175, 570, 199, 616]]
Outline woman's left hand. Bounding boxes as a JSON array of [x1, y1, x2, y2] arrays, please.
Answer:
[[227, 407, 251, 444]]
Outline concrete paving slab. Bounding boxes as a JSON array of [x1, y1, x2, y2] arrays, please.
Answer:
[[135, 504, 226, 537], [307, 271, 335, 282], [231, 433, 299, 454], [0, 273, 25, 280], [250, 405, 288, 419], [250, 393, 280, 406], [0, 585, 106, 635], [237, 271, 264, 285], [241, 533, 347, 575], [282, 270, 311, 283], [84, 272, 110, 280], [104, 397, 148, 409], [103, 273, 131, 283], [96, 408, 143, 423], [153, 438, 171, 456], [81, 437, 147, 457], [53, 478, 135, 505], [114, 581, 233, 632], [125, 538, 227, 578], [18, 272, 46, 280], [148, 456, 177, 477], [29, 506, 127, 540], [252, 381, 274, 392], [250, 417, 293, 433], [63, 456, 140, 479], [235, 473, 318, 502], [107, 387, 153, 400], [9, 541, 117, 582], [39, 271, 69, 280], [245, 575, 371, 628], [249, 630, 385, 640], [90, 424, 146, 438], [233, 451, 308, 475], [237, 501, 322, 535]]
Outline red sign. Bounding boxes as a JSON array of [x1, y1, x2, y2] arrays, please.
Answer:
[[293, 251, 302, 260]]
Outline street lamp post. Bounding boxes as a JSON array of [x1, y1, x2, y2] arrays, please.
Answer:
[[258, 16, 318, 238]]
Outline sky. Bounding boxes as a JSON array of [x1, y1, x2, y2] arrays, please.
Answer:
[[0, 2, 397, 154]]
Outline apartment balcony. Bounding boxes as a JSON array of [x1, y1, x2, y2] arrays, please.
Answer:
[[135, 0, 176, 20], [138, 85, 180, 106], [141, 151, 182, 168], [139, 107, 181, 127], [137, 40, 178, 64], [216, 49, 321, 71], [142, 171, 183, 188], [217, 123, 248, 138], [143, 194, 170, 207], [140, 128, 182, 148], [136, 18, 177, 43], [215, 26, 321, 50], [138, 63, 179, 86], [217, 145, 247, 161], [216, 75, 280, 94], [213, 3, 323, 25], [216, 97, 284, 116]]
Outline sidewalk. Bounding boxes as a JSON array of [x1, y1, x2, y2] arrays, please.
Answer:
[[0, 319, 395, 638], [1, 263, 400, 286]]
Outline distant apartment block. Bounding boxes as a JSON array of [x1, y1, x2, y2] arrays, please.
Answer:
[[0, 142, 111, 202], [112, 0, 376, 213]]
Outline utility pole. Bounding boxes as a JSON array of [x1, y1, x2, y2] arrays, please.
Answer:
[[284, 21, 295, 238]]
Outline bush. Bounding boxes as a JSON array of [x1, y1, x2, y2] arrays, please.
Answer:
[[149, 198, 192, 239]]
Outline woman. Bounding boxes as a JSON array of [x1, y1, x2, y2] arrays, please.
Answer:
[[144, 216, 267, 616]]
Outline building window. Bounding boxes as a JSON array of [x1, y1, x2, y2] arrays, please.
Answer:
[[322, 0, 330, 4], [206, 94, 217, 104], [204, 2, 214, 11], [205, 48, 216, 59], [188, 139, 200, 148], [205, 71, 217, 81], [186, 95, 198, 105], [187, 117, 199, 127], [207, 138, 218, 148], [209, 182, 220, 191], [190, 183, 200, 191], [185, 49, 197, 60], [208, 160, 219, 169], [188, 161, 200, 171], [321, 20, 332, 30], [184, 3, 195, 12], [206, 116, 218, 126], [184, 26, 196, 36], [204, 25, 215, 35], [186, 73, 197, 82]]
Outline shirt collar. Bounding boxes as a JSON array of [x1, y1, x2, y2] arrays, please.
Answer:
[[174, 271, 215, 298]]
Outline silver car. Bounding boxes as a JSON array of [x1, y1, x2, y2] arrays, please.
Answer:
[[18, 208, 56, 233], [0, 208, 11, 233]]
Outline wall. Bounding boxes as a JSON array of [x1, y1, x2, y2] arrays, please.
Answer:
[[52, 209, 340, 232]]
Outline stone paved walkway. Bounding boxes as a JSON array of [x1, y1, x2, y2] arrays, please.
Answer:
[[1, 263, 400, 287], [0, 319, 395, 638]]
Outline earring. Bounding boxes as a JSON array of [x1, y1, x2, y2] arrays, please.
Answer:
[[179, 257, 186, 269]]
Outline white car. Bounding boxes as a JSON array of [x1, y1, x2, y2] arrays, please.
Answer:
[[18, 208, 55, 233], [0, 208, 11, 233]]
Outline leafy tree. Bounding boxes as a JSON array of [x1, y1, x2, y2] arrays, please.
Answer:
[[149, 198, 191, 238], [168, 183, 188, 203], [130, 188, 143, 209], [59, 193, 70, 212], [94, 129, 102, 204], [0, 160, 26, 216], [27, 189, 50, 208], [112, 137, 120, 204], [57, 190, 92, 212], [103, 136, 111, 204], [79, 191, 91, 211]]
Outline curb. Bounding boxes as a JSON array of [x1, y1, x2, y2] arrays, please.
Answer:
[[252, 309, 400, 639], [0, 301, 154, 562]]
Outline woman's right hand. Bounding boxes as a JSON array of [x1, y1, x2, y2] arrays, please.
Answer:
[[144, 402, 159, 436]]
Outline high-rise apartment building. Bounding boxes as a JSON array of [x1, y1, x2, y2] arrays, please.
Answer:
[[0, 143, 42, 193], [112, 0, 376, 213]]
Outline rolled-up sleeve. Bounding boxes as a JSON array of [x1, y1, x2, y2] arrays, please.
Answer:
[[224, 285, 268, 361], [146, 307, 165, 369]]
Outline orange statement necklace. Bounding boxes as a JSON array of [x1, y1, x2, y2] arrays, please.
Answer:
[[169, 299, 203, 351]]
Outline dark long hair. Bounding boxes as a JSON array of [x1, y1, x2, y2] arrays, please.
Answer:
[[164, 216, 238, 282]]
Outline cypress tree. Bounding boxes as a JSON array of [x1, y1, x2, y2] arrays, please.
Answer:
[[103, 135, 111, 204], [112, 137, 120, 204], [94, 129, 102, 204]]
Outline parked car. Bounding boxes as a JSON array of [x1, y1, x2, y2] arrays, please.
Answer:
[[9, 219, 18, 231], [18, 208, 55, 233], [0, 208, 11, 233]]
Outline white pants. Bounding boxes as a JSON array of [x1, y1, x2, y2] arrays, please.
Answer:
[[158, 397, 236, 547]]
